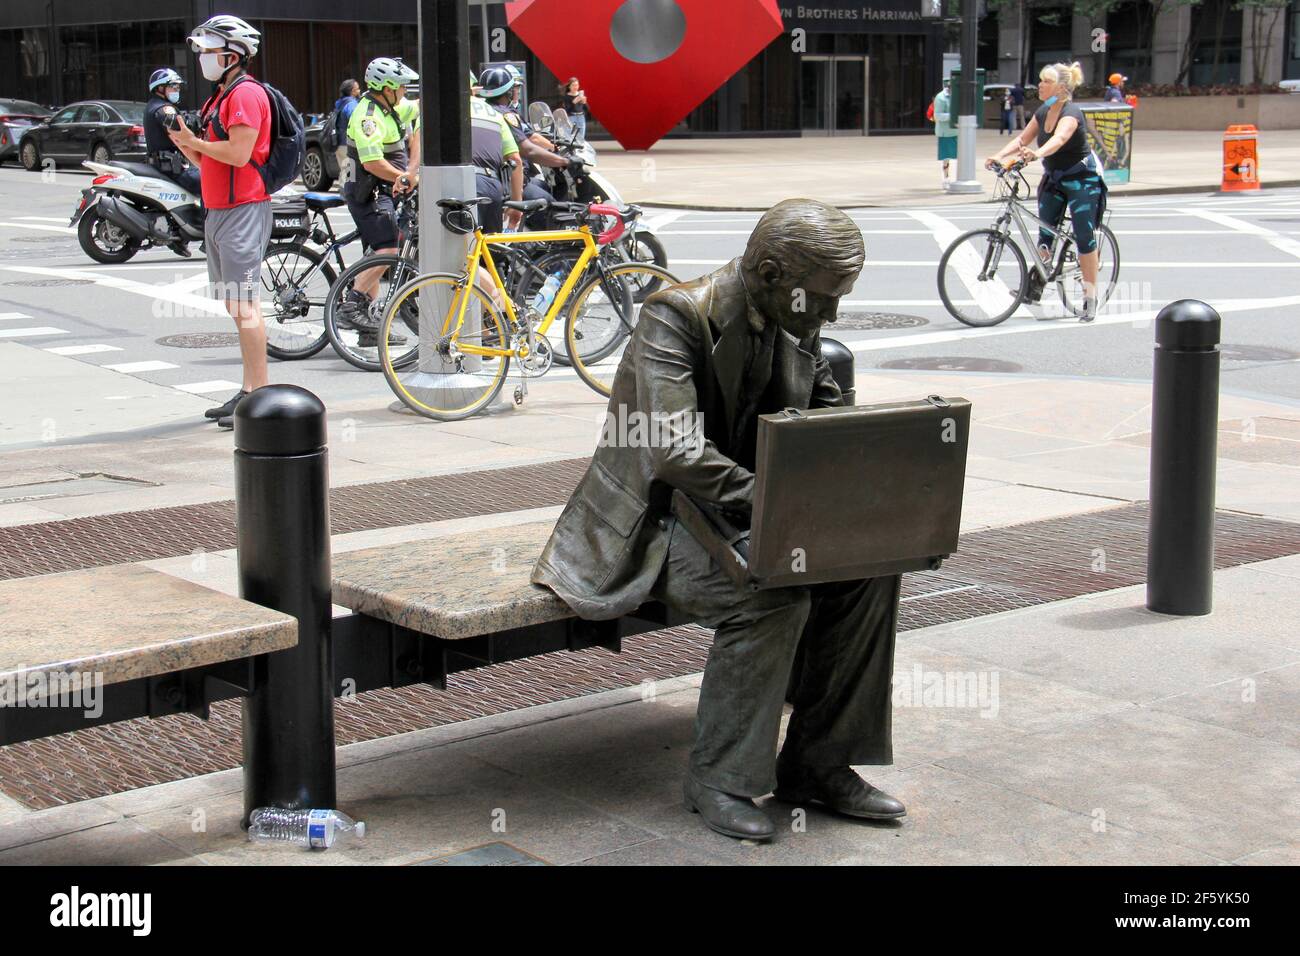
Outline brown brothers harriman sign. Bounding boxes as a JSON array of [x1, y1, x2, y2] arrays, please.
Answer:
[[779, 1, 941, 31]]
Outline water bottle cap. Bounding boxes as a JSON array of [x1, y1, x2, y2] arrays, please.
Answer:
[[355, 821, 367, 838]]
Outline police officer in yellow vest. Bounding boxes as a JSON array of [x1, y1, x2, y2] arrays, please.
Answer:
[[339, 56, 421, 346]]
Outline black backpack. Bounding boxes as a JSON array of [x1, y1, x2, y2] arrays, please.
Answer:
[[204, 75, 306, 198]]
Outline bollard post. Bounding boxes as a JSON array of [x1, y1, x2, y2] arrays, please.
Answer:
[[1146, 300, 1220, 615], [234, 385, 335, 823], [821, 336, 856, 406]]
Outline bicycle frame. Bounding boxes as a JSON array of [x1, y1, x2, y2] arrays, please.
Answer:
[[445, 225, 601, 358], [992, 176, 1076, 282]]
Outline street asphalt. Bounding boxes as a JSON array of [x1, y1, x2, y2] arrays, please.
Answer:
[[1, 161, 1297, 435]]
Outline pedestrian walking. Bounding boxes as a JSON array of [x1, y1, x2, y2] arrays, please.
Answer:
[[1000, 88, 1014, 135], [334, 78, 360, 183], [1012, 83, 1026, 131], [168, 14, 274, 429], [562, 77, 589, 140], [932, 78, 958, 189]]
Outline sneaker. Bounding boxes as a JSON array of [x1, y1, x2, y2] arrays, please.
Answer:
[[204, 389, 247, 420], [1079, 297, 1097, 323], [357, 328, 408, 349], [335, 289, 376, 332]]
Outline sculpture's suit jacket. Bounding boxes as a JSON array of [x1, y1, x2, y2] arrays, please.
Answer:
[[532, 258, 844, 619]]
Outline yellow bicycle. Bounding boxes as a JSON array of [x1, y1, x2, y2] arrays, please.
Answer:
[[378, 197, 678, 421]]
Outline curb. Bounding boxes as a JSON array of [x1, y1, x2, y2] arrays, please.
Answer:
[[636, 179, 1300, 212]]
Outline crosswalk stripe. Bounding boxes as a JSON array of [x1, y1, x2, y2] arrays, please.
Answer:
[[0, 326, 68, 338], [45, 343, 124, 355], [103, 360, 179, 373], [176, 380, 243, 394]]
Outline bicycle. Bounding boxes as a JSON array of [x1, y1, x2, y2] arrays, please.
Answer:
[[378, 197, 678, 421], [937, 159, 1120, 327], [261, 192, 357, 361], [321, 193, 423, 372]]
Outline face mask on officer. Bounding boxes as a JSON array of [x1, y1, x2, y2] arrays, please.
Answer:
[[166, 88, 181, 104]]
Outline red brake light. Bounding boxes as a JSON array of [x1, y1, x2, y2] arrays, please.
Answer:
[[92, 173, 120, 185], [129, 125, 144, 135]]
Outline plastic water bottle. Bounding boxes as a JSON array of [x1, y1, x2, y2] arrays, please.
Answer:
[[530, 272, 564, 315], [247, 807, 366, 850]]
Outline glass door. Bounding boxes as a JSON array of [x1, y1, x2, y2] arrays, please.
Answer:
[[833, 57, 868, 135], [801, 56, 869, 135], [800, 57, 831, 134]]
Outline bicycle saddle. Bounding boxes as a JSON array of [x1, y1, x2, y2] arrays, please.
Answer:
[[436, 197, 493, 210], [303, 192, 346, 210], [503, 198, 550, 213]]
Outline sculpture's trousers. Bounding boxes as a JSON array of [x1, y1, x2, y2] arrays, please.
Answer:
[[650, 522, 902, 797]]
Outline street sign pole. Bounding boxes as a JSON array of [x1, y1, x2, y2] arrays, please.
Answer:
[[408, 0, 505, 411], [949, 0, 984, 195]]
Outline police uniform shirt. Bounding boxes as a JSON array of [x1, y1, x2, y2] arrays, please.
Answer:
[[347, 94, 421, 172], [471, 96, 519, 175], [144, 95, 183, 158]]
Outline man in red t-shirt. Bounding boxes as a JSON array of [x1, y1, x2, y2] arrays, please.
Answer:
[[169, 15, 273, 429]]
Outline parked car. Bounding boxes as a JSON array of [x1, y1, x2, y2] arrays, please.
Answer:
[[18, 100, 148, 171], [301, 116, 340, 192], [0, 99, 54, 164]]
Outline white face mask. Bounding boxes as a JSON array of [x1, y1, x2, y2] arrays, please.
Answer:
[[200, 52, 232, 82]]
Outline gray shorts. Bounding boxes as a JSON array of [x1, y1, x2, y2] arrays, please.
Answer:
[[205, 200, 272, 301]]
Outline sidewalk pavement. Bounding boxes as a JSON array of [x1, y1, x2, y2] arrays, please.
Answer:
[[593, 129, 1300, 208], [0, 359, 1296, 863]]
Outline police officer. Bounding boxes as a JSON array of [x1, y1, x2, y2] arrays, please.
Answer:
[[339, 56, 421, 346], [144, 68, 201, 199], [475, 66, 577, 232]]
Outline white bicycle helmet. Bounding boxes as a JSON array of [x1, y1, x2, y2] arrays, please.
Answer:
[[188, 15, 261, 58], [149, 68, 184, 91], [365, 57, 420, 91]]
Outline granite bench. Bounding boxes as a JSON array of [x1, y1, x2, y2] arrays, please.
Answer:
[[0, 563, 297, 746], [329, 520, 687, 693]]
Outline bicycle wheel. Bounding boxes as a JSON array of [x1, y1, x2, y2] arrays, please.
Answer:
[[937, 227, 1028, 327], [1057, 224, 1120, 318], [379, 272, 511, 422], [567, 263, 678, 397], [511, 248, 590, 367], [324, 253, 422, 372], [620, 231, 669, 302], [262, 242, 334, 360]]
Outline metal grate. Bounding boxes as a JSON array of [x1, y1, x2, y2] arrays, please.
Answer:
[[0, 466, 1297, 808]]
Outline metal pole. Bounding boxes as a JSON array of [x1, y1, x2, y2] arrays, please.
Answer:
[[1146, 300, 1220, 616], [236, 385, 336, 823], [949, 0, 983, 194]]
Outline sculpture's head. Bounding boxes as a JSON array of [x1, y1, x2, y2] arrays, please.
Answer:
[[740, 199, 865, 341]]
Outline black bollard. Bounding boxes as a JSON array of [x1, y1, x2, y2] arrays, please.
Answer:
[[821, 336, 856, 406], [234, 385, 335, 823], [1147, 300, 1220, 615]]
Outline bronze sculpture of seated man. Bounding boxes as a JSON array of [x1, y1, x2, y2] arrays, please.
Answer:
[[532, 198, 906, 841]]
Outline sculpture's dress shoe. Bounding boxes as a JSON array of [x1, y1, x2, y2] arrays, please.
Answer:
[[683, 776, 776, 841], [774, 762, 907, 821]]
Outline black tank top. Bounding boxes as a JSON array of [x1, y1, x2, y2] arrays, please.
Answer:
[[1035, 101, 1090, 173]]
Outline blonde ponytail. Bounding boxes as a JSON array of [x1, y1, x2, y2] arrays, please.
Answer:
[[1040, 61, 1085, 97]]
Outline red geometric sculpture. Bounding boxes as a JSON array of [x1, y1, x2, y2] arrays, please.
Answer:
[[506, 0, 784, 150]]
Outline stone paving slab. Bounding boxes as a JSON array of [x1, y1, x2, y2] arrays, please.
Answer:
[[0, 557, 1293, 865]]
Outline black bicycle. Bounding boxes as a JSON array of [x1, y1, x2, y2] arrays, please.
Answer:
[[261, 192, 360, 361]]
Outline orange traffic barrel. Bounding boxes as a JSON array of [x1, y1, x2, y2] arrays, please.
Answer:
[[1223, 124, 1259, 192]]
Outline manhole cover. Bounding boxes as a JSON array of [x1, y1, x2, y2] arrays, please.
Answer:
[[1220, 344, 1298, 363], [9, 235, 75, 243], [4, 277, 93, 287], [156, 332, 243, 349], [834, 312, 929, 330], [879, 356, 1024, 373]]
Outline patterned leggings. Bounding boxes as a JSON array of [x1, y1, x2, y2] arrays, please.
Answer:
[[1038, 173, 1106, 254]]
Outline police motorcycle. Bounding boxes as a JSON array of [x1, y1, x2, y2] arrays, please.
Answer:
[[525, 101, 668, 300], [70, 155, 206, 264]]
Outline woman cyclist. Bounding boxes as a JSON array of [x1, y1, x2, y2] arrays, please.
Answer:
[[987, 61, 1107, 321]]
